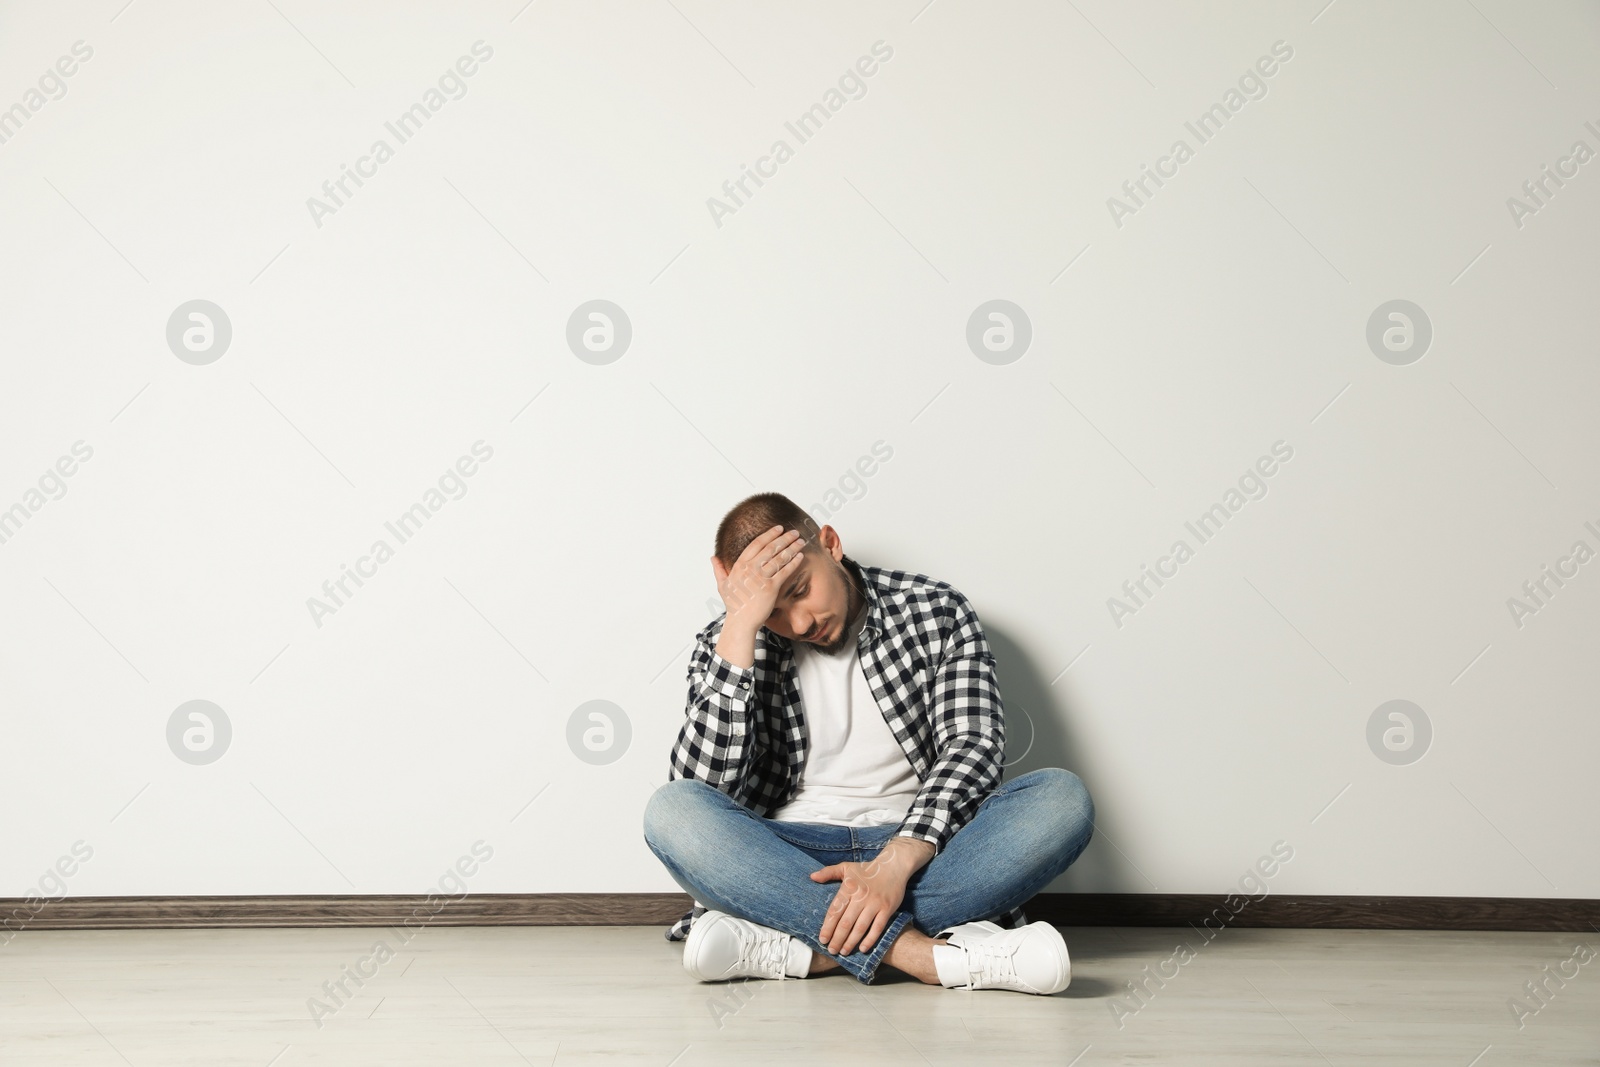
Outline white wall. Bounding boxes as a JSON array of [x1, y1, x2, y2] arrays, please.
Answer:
[[3, 0, 1597, 905]]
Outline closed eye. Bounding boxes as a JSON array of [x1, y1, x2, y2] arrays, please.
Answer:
[[772, 582, 807, 618]]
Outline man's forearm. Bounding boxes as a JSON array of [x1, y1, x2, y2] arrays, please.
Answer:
[[714, 617, 760, 670], [874, 835, 936, 879]]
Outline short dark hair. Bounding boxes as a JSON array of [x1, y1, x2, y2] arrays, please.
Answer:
[[714, 492, 822, 568]]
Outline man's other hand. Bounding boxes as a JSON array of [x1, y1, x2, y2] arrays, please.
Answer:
[[811, 836, 935, 956]]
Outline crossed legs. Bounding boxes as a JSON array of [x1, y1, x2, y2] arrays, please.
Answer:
[[642, 768, 1095, 984]]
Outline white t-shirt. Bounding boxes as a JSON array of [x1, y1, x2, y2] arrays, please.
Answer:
[[768, 600, 921, 826]]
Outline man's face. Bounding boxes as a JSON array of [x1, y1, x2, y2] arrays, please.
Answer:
[[762, 533, 860, 655]]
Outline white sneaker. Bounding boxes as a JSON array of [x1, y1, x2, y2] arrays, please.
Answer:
[[931, 920, 1072, 994], [682, 910, 812, 982]]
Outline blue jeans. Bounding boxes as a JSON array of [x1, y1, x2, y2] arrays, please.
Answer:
[[642, 767, 1094, 983]]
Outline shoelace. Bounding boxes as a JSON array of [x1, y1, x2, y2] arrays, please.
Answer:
[[961, 938, 1019, 989], [737, 931, 794, 980]]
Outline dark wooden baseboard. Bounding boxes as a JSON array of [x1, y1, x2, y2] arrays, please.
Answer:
[[4, 893, 1597, 933], [0, 893, 691, 931], [1021, 894, 1600, 932]]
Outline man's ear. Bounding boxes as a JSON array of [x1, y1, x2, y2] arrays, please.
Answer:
[[814, 524, 840, 559]]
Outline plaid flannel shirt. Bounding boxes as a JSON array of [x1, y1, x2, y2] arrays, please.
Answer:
[[662, 555, 1026, 941]]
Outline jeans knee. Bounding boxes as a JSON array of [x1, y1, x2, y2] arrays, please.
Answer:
[[642, 777, 716, 853], [1032, 767, 1095, 847]]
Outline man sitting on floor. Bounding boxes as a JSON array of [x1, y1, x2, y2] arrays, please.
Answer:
[[643, 492, 1095, 993]]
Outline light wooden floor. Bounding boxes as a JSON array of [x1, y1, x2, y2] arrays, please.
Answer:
[[1, 925, 1596, 1065]]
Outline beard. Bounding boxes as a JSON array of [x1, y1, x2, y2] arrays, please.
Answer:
[[815, 556, 866, 655]]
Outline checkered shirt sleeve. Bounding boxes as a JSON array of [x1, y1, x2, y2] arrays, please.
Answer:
[[667, 622, 759, 807], [890, 587, 1006, 855]]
